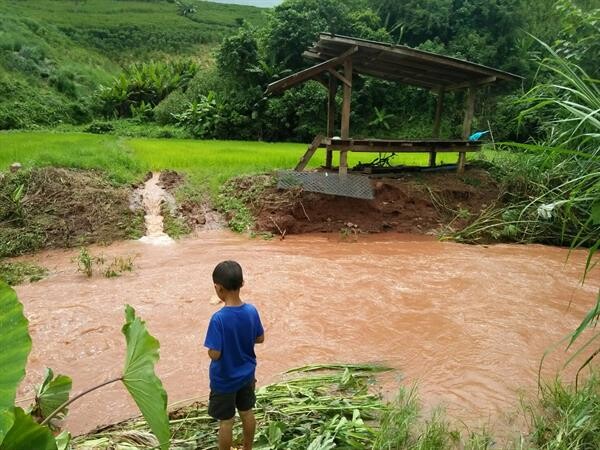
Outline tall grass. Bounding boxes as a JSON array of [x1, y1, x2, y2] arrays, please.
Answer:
[[452, 42, 599, 250], [525, 376, 600, 450]]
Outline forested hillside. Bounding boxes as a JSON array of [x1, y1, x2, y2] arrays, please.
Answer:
[[1, 0, 598, 141], [0, 0, 266, 128]]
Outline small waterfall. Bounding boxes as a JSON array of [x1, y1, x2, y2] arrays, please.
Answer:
[[139, 172, 174, 245]]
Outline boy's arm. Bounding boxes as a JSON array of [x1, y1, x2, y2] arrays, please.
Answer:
[[255, 334, 264, 344], [208, 349, 221, 360], [204, 316, 223, 360]]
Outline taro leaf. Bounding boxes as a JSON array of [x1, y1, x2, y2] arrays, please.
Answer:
[[0, 407, 57, 450], [32, 368, 72, 423], [121, 305, 170, 449], [0, 282, 32, 444], [54, 431, 70, 450]]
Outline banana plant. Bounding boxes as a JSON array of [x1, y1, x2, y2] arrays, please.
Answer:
[[0, 282, 170, 449]]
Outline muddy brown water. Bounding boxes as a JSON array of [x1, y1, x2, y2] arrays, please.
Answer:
[[14, 231, 599, 436]]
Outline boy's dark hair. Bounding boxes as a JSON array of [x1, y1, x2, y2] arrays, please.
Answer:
[[212, 260, 244, 291]]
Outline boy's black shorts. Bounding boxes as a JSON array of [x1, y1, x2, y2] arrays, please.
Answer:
[[208, 379, 256, 421]]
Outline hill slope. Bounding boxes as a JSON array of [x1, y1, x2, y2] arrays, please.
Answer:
[[0, 0, 267, 129]]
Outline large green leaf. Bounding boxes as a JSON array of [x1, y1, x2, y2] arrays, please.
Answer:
[[0, 408, 56, 450], [31, 368, 72, 424], [0, 282, 32, 444], [54, 431, 70, 450], [121, 305, 170, 449]]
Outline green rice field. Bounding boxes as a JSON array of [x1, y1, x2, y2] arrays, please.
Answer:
[[0, 131, 461, 192]]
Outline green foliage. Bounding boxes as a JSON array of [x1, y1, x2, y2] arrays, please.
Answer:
[[553, 0, 600, 77], [73, 248, 135, 278], [0, 283, 170, 449], [452, 44, 599, 248], [103, 256, 136, 278], [121, 305, 170, 450], [161, 207, 191, 239], [84, 121, 115, 134], [153, 90, 189, 125], [0, 0, 267, 130], [74, 247, 103, 278], [216, 175, 275, 232], [527, 376, 600, 450], [0, 282, 31, 444], [0, 408, 57, 450], [0, 262, 47, 286], [216, 25, 261, 86], [173, 92, 230, 138], [96, 60, 198, 118], [2, 0, 266, 59], [30, 369, 72, 426]]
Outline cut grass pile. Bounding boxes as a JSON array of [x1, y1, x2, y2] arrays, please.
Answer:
[[71, 364, 600, 449], [73, 364, 390, 449], [0, 261, 47, 286]]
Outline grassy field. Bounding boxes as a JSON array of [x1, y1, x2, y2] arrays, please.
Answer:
[[0, 131, 449, 193]]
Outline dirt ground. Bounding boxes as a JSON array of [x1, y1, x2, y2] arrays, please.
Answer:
[[225, 168, 500, 236], [0, 167, 142, 256]]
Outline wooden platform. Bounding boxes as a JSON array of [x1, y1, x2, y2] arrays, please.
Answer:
[[293, 136, 481, 174], [320, 137, 481, 153]]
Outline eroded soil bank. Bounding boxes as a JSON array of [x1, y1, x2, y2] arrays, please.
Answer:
[[223, 168, 499, 235], [13, 231, 599, 436]]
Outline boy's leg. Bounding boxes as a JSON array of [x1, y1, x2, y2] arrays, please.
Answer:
[[238, 409, 256, 450], [218, 419, 234, 450], [208, 390, 236, 450], [236, 379, 257, 450]]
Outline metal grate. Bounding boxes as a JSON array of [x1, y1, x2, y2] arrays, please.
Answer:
[[277, 171, 374, 200]]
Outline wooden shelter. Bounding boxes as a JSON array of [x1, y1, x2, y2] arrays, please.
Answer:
[[267, 33, 521, 174]]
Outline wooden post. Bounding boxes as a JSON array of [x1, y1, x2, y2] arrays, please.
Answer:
[[325, 76, 337, 169], [339, 151, 348, 176], [429, 87, 444, 167], [340, 58, 352, 138], [459, 86, 476, 173], [340, 58, 353, 176]]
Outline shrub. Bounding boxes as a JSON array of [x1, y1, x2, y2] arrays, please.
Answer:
[[85, 121, 115, 134], [153, 89, 189, 125], [95, 59, 198, 118]]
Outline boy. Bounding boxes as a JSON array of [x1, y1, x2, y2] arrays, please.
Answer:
[[204, 260, 265, 450]]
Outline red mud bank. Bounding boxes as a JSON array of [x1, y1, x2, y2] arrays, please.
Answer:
[[14, 232, 599, 435], [230, 169, 499, 235]]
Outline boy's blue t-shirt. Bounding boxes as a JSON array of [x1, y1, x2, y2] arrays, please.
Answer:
[[204, 303, 264, 393]]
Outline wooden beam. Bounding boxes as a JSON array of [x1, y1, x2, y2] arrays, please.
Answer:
[[267, 46, 357, 94], [325, 76, 337, 169], [295, 134, 325, 171], [446, 76, 496, 91], [430, 87, 445, 167], [327, 68, 351, 88], [326, 143, 480, 153], [340, 58, 353, 140]]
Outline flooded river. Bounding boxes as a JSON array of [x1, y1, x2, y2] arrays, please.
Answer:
[[14, 231, 599, 435]]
